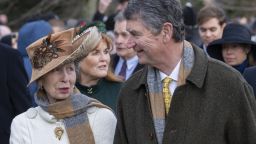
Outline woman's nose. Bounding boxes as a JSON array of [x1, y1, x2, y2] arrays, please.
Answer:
[[61, 70, 69, 82]]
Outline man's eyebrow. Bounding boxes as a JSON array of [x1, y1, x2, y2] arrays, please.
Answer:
[[127, 29, 141, 35]]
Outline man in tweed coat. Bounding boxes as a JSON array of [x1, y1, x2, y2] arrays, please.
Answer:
[[114, 0, 256, 144]]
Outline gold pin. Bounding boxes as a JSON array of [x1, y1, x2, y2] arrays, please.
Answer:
[[54, 127, 64, 140]]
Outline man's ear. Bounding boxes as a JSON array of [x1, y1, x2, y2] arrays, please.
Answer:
[[161, 22, 173, 42]]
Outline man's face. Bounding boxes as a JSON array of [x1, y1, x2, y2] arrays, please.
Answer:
[[199, 18, 225, 46], [114, 20, 136, 59], [126, 19, 165, 66]]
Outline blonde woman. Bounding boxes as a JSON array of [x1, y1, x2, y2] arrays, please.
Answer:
[[76, 24, 123, 112]]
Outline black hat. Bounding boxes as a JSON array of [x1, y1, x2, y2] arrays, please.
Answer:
[[207, 23, 256, 61]]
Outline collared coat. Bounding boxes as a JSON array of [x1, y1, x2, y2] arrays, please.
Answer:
[[10, 106, 117, 144], [114, 44, 256, 144]]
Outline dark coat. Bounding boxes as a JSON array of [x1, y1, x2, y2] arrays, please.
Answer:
[[114, 44, 256, 144], [0, 43, 32, 144], [243, 66, 256, 98], [110, 54, 144, 76], [76, 78, 123, 112]]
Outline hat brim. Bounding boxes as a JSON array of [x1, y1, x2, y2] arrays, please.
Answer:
[[207, 38, 256, 61], [29, 55, 71, 84], [29, 27, 102, 84]]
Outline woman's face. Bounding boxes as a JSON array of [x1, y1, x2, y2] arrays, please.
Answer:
[[222, 43, 250, 66], [41, 63, 76, 102], [79, 39, 111, 80]]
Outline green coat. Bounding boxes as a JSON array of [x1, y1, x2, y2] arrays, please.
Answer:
[[114, 45, 256, 144], [76, 78, 122, 112]]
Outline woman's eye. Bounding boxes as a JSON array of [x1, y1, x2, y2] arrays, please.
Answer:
[[91, 51, 99, 55], [104, 48, 110, 54], [68, 66, 75, 71], [53, 67, 61, 72]]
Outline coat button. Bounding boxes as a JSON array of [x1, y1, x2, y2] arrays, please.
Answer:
[[149, 132, 154, 140], [170, 129, 177, 134]]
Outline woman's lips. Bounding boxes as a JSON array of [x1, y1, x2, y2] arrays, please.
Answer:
[[58, 88, 69, 94]]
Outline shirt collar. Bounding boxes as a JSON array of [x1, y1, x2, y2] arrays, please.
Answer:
[[159, 59, 181, 82], [120, 56, 139, 70]]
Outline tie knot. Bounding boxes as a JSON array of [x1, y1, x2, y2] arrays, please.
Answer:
[[163, 77, 172, 84]]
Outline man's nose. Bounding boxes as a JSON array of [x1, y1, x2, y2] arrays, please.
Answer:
[[126, 37, 136, 49], [115, 36, 122, 44], [205, 30, 211, 37]]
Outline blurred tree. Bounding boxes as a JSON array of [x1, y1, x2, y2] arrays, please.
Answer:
[[215, 0, 256, 17], [0, 0, 98, 30], [181, 0, 256, 22], [0, 0, 255, 30]]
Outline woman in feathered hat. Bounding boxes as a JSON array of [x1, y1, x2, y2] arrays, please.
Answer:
[[10, 27, 116, 144], [207, 23, 256, 73]]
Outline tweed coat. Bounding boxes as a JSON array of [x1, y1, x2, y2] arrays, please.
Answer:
[[114, 44, 256, 144]]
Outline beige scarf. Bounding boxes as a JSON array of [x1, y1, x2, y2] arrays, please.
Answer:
[[35, 88, 109, 144]]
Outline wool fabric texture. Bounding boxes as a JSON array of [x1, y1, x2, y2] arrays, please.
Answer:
[[147, 40, 194, 144], [35, 90, 109, 144]]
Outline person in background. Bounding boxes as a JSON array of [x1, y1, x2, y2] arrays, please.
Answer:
[[48, 19, 66, 33], [182, 2, 201, 46], [0, 14, 8, 25], [0, 32, 18, 49], [197, 5, 227, 54], [251, 20, 256, 42], [112, 12, 144, 80], [0, 25, 11, 38], [243, 66, 256, 98], [114, 0, 256, 143], [0, 43, 32, 144], [76, 23, 123, 112], [93, 0, 128, 31], [207, 23, 256, 74], [10, 27, 116, 144], [17, 20, 52, 105]]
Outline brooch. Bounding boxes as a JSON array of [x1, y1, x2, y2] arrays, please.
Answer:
[[87, 88, 93, 94], [54, 127, 64, 140]]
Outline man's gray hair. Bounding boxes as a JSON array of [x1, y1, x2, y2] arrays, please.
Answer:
[[124, 0, 185, 42], [114, 11, 126, 23]]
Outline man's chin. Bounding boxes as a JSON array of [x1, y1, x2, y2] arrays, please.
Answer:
[[116, 52, 127, 57], [138, 58, 146, 64]]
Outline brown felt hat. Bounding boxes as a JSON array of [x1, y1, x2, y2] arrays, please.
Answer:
[[26, 26, 101, 84]]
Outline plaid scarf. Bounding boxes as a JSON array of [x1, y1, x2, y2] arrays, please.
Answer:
[[35, 88, 109, 144], [147, 40, 194, 144]]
